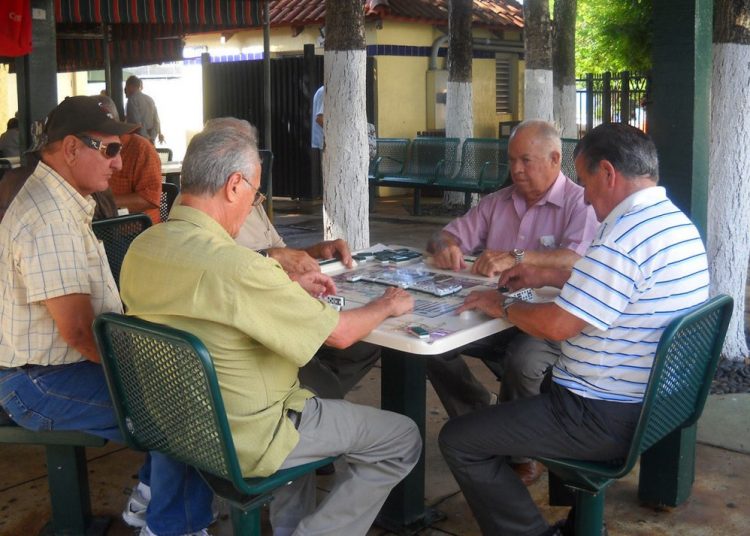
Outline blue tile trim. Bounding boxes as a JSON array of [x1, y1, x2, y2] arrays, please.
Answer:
[[367, 44, 497, 59]]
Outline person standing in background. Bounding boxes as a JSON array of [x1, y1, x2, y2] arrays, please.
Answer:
[[124, 75, 165, 145], [0, 117, 20, 157]]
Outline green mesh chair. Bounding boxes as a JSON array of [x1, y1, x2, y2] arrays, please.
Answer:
[[560, 137, 579, 182], [93, 313, 335, 536], [538, 294, 733, 536], [92, 213, 152, 289]]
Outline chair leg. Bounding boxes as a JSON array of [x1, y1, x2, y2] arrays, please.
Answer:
[[45, 444, 91, 535], [574, 489, 606, 536], [638, 424, 697, 507], [230, 504, 262, 536]]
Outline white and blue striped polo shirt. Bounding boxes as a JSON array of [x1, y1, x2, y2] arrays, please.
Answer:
[[553, 186, 709, 403]]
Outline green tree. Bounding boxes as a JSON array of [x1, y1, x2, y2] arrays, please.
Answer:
[[576, 0, 652, 75]]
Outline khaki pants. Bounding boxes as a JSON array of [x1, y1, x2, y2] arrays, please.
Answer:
[[270, 397, 421, 536]]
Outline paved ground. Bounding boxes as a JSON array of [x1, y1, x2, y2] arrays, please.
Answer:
[[1, 196, 748, 536]]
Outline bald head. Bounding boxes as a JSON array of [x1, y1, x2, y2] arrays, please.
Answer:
[[510, 120, 562, 156], [507, 120, 563, 205]]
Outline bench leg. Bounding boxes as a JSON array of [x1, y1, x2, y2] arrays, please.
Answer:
[[575, 489, 606, 536], [43, 444, 110, 536], [638, 424, 697, 507], [230, 504, 262, 536], [412, 190, 422, 216]]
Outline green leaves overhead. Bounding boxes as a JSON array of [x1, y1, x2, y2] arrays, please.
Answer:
[[576, 0, 652, 75]]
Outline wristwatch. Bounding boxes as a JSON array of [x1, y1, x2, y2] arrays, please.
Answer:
[[512, 248, 525, 264], [257, 249, 269, 258]]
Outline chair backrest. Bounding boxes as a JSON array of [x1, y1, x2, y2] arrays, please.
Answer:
[[160, 182, 179, 222], [560, 138, 578, 182], [92, 213, 152, 288], [455, 138, 508, 185], [258, 149, 273, 194], [617, 294, 733, 477], [0, 158, 11, 180], [156, 148, 173, 164], [93, 313, 243, 484], [404, 137, 460, 179], [372, 138, 410, 177]]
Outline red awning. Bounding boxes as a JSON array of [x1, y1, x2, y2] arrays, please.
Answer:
[[2, 1, 265, 72]]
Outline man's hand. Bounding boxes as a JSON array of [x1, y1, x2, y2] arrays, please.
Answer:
[[373, 287, 414, 317], [471, 250, 515, 277], [498, 264, 545, 291], [289, 271, 337, 297], [268, 248, 320, 274], [158, 133, 165, 144], [432, 244, 467, 272], [498, 264, 572, 291], [456, 289, 504, 319], [309, 239, 353, 268]]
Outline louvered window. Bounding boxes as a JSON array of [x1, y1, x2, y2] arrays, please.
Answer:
[[496, 56, 512, 114]]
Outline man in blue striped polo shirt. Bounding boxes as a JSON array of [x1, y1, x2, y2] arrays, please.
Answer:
[[438, 123, 710, 536]]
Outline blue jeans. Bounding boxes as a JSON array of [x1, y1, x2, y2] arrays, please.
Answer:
[[0, 362, 213, 535]]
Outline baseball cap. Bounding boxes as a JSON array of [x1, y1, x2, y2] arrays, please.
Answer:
[[43, 95, 138, 145]]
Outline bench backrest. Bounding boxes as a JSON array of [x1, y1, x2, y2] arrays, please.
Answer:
[[92, 213, 152, 289], [371, 138, 410, 177], [404, 137, 460, 179], [94, 313, 242, 484]]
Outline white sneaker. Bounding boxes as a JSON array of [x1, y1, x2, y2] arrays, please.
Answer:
[[490, 392, 499, 405], [139, 526, 210, 536], [123, 484, 220, 529], [122, 485, 150, 528]]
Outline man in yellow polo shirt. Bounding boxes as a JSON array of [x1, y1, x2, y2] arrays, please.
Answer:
[[120, 118, 421, 536]]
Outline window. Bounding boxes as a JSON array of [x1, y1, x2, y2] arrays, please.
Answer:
[[495, 55, 513, 114]]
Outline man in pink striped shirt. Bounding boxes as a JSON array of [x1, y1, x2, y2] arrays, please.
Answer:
[[426, 120, 598, 485]]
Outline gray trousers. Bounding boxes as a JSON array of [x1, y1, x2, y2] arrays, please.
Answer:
[[438, 383, 641, 536], [425, 330, 560, 418], [270, 397, 422, 536], [299, 342, 380, 399]]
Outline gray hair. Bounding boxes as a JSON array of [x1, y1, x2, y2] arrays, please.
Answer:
[[181, 117, 260, 196], [95, 95, 120, 121], [510, 119, 562, 156], [574, 123, 659, 182]]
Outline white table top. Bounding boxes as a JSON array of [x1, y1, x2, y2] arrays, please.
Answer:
[[324, 246, 514, 355], [161, 160, 182, 175]]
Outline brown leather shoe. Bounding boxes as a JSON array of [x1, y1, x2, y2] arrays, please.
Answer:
[[511, 460, 543, 486]]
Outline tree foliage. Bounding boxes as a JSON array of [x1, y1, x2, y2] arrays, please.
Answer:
[[576, 0, 652, 75]]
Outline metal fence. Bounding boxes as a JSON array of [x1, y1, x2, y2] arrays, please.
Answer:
[[576, 72, 649, 138]]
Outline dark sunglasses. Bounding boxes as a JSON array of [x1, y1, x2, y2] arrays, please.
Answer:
[[75, 134, 123, 159]]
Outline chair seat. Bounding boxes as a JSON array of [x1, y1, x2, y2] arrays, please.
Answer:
[[200, 456, 337, 503]]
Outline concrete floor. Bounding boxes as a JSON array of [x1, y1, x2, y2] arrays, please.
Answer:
[[1, 195, 748, 536]]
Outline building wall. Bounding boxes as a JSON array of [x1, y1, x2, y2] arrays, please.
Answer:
[[186, 20, 522, 140]]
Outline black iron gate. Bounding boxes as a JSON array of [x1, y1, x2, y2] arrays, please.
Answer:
[[203, 49, 375, 199], [575, 71, 649, 138]]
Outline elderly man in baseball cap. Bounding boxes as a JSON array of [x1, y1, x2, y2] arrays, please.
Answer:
[[0, 96, 215, 536]]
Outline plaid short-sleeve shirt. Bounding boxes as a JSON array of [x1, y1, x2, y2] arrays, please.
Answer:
[[0, 162, 123, 367]]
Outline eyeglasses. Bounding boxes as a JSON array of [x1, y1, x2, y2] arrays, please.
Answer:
[[75, 134, 123, 159], [239, 174, 267, 207]]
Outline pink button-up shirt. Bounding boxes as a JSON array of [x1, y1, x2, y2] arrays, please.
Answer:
[[443, 172, 598, 255]]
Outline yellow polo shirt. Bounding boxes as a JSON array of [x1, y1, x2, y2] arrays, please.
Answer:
[[120, 205, 338, 477]]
